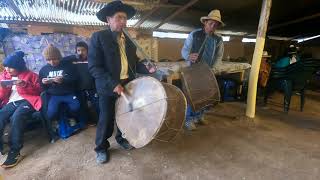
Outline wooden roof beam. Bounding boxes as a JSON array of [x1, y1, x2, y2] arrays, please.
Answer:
[[153, 0, 199, 30], [91, 0, 182, 8], [269, 13, 320, 30], [132, 0, 170, 28], [134, 7, 160, 28]]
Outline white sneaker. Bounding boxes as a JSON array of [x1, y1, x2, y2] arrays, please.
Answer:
[[185, 121, 197, 131]]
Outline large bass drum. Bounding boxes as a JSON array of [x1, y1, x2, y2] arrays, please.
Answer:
[[180, 62, 220, 112], [115, 76, 187, 148]]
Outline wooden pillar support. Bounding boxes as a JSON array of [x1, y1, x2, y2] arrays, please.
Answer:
[[246, 0, 272, 118]]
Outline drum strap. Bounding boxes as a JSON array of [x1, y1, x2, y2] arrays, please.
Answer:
[[198, 35, 209, 63], [188, 34, 209, 64], [123, 28, 157, 79]]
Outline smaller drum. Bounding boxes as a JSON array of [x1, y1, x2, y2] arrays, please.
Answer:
[[116, 76, 187, 148], [181, 62, 220, 112]]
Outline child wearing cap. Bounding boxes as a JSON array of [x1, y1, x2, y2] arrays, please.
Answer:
[[39, 44, 79, 142], [0, 51, 42, 168]]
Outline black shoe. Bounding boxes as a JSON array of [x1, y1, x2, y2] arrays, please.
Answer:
[[118, 139, 134, 150], [1, 151, 23, 168], [88, 122, 97, 127], [50, 134, 60, 144]]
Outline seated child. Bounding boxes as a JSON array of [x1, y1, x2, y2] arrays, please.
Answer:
[[0, 51, 41, 168], [39, 44, 79, 142]]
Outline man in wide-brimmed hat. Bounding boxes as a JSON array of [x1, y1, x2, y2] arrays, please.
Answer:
[[259, 51, 272, 88], [88, 0, 156, 164], [181, 9, 225, 131]]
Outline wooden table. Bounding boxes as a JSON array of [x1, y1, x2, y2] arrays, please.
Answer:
[[157, 61, 251, 94]]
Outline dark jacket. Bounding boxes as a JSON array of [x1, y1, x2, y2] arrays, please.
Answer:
[[88, 28, 149, 96], [39, 60, 77, 95], [64, 55, 95, 91]]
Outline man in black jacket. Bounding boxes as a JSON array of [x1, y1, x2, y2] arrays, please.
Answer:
[[64, 42, 99, 126], [88, 1, 156, 164]]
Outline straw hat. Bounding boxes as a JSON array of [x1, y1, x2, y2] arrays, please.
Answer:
[[262, 51, 271, 58], [200, 9, 225, 27]]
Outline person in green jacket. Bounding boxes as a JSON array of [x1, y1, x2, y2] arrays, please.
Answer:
[[274, 45, 300, 68]]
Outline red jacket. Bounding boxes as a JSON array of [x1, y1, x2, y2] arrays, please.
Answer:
[[0, 70, 42, 111]]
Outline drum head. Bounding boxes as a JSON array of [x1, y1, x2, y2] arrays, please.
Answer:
[[116, 77, 168, 148]]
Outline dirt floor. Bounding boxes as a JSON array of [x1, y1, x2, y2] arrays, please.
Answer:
[[1, 90, 320, 180]]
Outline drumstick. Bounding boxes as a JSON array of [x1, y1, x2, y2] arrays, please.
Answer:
[[121, 92, 133, 112], [122, 28, 155, 68]]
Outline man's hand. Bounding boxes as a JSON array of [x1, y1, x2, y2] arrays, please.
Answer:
[[146, 63, 157, 73], [188, 53, 199, 63], [113, 84, 124, 95], [14, 80, 27, 87], [53, 76, 63, 84], [148, 66, 156, 73]]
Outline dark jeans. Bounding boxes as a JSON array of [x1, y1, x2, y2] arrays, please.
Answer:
[[78, 90, 100, 125], [185, 105, 204, 123], [46, 94, 80, 138], [0, 100, 35, 152], [84, 90, 100, 114], [95, 79, 130, 153], [94, 95, 125, 153]]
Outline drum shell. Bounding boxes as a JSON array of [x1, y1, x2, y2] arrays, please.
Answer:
[[180, 63, 220, 112], [154, 83, 186, 143]]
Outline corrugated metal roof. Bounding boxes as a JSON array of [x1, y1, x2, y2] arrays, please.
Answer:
[[1, 0, 319, 38], [0, 0, 196, 32], [0, 0, 107, 25]]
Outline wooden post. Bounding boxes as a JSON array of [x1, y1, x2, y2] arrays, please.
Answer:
[[246, 0, 272, 118]]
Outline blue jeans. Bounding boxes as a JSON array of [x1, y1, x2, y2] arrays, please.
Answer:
[[185, 105, 204, 124], [46, 94, 80, 138], [80, 90, 100, 114], [0, 100, 35, 152]]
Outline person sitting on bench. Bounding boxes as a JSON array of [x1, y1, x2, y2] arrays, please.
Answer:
[[0, 51, 42, 168], [39, 44, 79, 143], [64, 41, 99, 126]]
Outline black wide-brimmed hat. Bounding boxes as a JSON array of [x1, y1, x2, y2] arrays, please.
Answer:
[[96, 1, 136, 22]]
